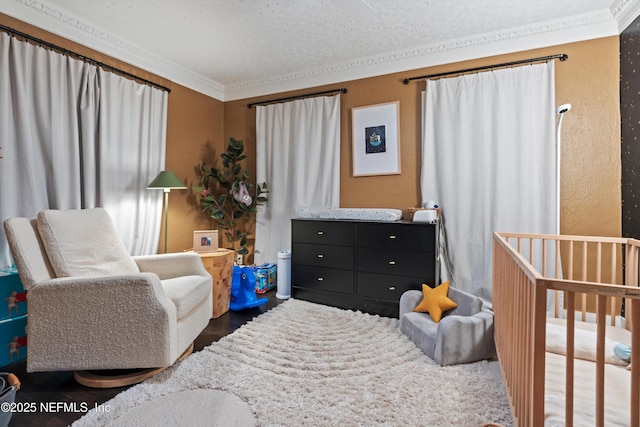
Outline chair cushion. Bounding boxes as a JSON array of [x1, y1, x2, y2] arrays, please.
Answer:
[[3, 218, 56, 289], [161, 275, 211, 319], [413, 282, 457, 322], [37, 208, 139, 277], [400, 312, 438, 359], [446, 287, 482, 317]]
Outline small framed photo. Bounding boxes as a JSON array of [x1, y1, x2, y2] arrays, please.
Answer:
[[193, 230, 219, 253], [351, 101, 401, 177]]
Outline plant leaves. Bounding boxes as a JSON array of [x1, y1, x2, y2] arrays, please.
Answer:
[[211, 208, 225, 220], [196, 136, 266, 260]]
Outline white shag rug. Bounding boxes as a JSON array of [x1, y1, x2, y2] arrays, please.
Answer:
[[73, 299, 513, 427]]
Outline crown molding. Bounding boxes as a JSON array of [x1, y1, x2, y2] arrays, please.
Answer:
[[613, 0, 640, 31], [4, 0, 638, 102], [223, 9, 619, 100], [2, 0, 226, 100]]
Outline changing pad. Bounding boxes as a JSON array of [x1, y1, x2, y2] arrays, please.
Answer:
[[318, 208, 403, 222]]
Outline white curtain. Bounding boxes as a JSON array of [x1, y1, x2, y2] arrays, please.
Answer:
[[0, 32, 167, 268], [95, 69, 167, 255], [421, 61, 556, 300], [255, 95, 341, 264]]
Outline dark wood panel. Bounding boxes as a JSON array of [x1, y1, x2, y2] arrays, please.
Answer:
[[357, 222, 435, 252], [622, 19, 640, 239], [356, 272, 426, 301], [291, 265, 354, 294], [291, 219, 438, 318], [291, 220, 355, 246], [292, 242, 354, 270], [357, 247, 433, 278]]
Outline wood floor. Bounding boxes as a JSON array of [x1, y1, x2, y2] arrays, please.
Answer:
[[6, 291, 283, 427]]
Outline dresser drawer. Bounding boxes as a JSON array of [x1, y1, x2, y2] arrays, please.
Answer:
[[292, 243, 354, 270], [357, 223, 435, 252], [292, 220, 356, 246], [357, 247, 433, 278], [356, 272, 422, 301], [292, 265, 354, 294]]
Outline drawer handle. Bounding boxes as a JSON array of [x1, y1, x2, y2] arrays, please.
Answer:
[[317, 277, 324, 281], [389, 286, 396, 291], [389, 235, 397, 239], [388, 261, 396, 265], [317, 231, 324, 235], [317, 254, 324, 258]]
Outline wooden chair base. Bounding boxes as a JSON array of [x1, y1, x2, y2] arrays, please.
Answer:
[[74, 342, 194, 388]]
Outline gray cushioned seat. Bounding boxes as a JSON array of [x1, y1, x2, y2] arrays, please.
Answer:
[[399, 286, 496, 366]]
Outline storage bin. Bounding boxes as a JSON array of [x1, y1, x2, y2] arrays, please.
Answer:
[[253, 263, 277, 294], [0, 315, 27, 367], [0, 269, 26, 321]]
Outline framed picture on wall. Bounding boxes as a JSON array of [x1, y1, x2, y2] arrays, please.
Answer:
[[193, 230, 219, 253], [351, 101, 401, 177]]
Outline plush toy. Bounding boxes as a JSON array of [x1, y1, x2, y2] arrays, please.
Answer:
[[230, 182, 252, 207], [229, 266, 268, 311]]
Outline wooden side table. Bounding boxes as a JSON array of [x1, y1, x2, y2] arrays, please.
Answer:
[[198, 249, 235, 318]]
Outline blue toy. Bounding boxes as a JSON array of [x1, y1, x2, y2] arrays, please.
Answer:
[[229, 266, 268, 311]]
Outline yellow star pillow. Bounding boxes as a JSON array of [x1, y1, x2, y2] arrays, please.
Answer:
[[413, 281, 457, 323]]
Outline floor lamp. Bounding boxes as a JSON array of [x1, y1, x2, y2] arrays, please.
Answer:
[[556, 103, 571, 235], [148, 170, 187, 253]]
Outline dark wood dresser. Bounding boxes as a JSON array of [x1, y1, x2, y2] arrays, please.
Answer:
[[291, 218, 439, 317]]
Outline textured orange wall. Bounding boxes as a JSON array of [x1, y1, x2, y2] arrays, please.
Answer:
[[554, 38, 621, 237], [165, 86, 225, 253]]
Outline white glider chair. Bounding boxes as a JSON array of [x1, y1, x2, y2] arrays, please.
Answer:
[[4, 208, 212, 387]]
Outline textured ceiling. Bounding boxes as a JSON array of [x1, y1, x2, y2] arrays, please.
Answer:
[[4, 0, 640, 100]]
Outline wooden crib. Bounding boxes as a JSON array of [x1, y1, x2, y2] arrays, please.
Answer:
[[492, 232, 640, 427]]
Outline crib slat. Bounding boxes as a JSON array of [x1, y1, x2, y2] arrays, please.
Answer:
[[582, 241, 588, 322], [555, 240, 561, 318], [530, 238, 535, 266], [566, 292, 575, 427], [631, 298, 640, 427], [531, 280, 547, 426], [610, 243, 617, 326], [596, 242, 602, 283], [595, 295, 606, 427], [568, 240, 574, 280]]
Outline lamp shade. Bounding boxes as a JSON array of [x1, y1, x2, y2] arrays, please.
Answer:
[[147, 171, 187, 189]]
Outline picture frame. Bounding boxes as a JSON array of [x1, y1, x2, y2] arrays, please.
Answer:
[[193, 230, 219, 253], [351, 101, 401, 177]]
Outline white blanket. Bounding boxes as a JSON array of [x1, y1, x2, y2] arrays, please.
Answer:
[[545, 322, 627, 366], [295, 207, 403, 221]]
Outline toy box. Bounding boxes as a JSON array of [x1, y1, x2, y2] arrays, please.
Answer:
[[0, 315, 27, 367], [253, 263, 276, 294], [0, 269, 27, 321]]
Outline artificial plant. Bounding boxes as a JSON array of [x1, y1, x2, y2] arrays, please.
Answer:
[[194, 137, 268, 256]]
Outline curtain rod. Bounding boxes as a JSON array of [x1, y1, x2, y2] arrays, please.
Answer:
[[247, 88, 347, 108], [0, 24, 171, 93], [402, 53, 568, 84]]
